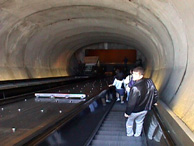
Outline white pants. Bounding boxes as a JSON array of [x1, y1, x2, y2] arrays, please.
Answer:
[[126, 110, 148, 136]]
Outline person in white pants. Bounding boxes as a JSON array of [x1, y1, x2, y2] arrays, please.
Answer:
[[124, 67, 158, 137]]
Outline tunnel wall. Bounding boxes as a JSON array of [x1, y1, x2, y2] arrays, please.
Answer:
[[0, 0, 194, 138]]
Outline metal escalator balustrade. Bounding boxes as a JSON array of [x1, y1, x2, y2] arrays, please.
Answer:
[[0, 77, 114, 146], [0, 76, 89, 105], [22, 84, 175, 146]]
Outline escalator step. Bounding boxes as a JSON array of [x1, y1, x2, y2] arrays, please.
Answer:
[[100, 125, 125, 129], [109, 111, 124, 113], [100, 124, 125, 128], [107, 114, 124, 117], [108, 112, 124, 117], [94, 135, 144, 141], [106, 117, 124, 120], [101, 123, 125, 127], [103, 120, 125, 123], [103, 119, 125, 123], [89, 103, 147, 146], [107, 112, 123, 114], [99, 127, 125, 131], [102, 121, 125, 125], [105, 116, 125, 119], [109, 112, 124, 114], [107, 115, 124, 118], [91, 139, 144, 146], [97, 130, 126, 136]]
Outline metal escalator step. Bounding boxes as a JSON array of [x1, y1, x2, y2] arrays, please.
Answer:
[[106, 112, 123, 114], [105, 116, 125, 118], [94, 135, 144, 141], [108, 113, 124, 115], [100, 125, 125, 129], [101, 124, 125, 130], [106, 116, 124, 120], [107, 115, 124, 118], [108, 112, 124, 114], [111, 109, 126, 112], [109, 111, 124, 113], [99, 127, 125, 131], [106, 117, 125, 119], [104, 120, 125, 123], [102, 121, 125, 125], [101, 123, 125, 127], [104, 116, 124, 119], [103, 119, 124, 122], [91, 139, 145, 146], [112, 108, 125, 110], [106, 114, 124, 117], [105, 119, 125, 122], [97, 130, 126, 136]]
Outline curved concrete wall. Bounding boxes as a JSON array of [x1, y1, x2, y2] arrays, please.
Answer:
[[0, 0, 193, 134]]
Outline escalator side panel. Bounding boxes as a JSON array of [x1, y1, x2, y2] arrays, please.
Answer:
[[38, 97, 113, 146]]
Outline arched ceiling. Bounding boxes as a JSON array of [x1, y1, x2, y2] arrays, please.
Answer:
[[1, 0, 194, 132]]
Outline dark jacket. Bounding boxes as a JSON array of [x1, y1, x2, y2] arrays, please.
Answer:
[[125, 78, 158, 115]]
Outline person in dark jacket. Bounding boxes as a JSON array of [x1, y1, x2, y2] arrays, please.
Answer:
[[124, 67, 158, 137]]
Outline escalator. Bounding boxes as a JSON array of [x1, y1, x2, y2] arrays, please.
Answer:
[[89, 102, 147, 146], [88, 102, 174, 146], [26, 89, 174, 146]]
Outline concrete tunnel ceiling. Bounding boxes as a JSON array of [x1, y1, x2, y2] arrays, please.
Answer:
[[1, 0, 194, 134]]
